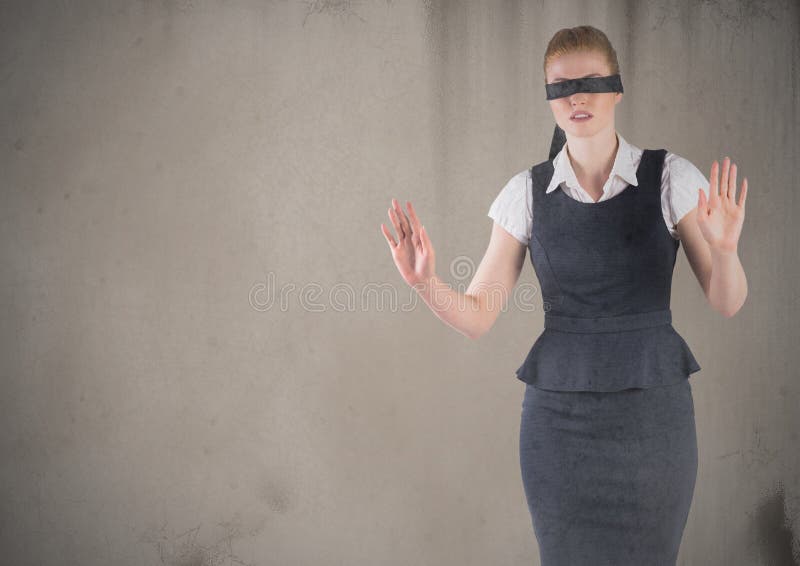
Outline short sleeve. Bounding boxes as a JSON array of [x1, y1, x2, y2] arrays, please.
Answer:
[[487, 169, 532, 245], [663, 152, 710, 240]]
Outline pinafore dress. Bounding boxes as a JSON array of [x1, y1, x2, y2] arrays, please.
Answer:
[[517, 148, 701, 566]]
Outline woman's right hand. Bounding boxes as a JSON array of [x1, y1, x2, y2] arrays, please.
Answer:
[[380, 198, 436, 288]]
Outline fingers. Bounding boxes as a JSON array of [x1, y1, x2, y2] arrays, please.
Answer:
[[419, 225, 429, 255], [392, 198, 413, 240], [697, 187, 707, 220], [739, 177, 748, 208], [388, 204, 405, 240], [728, 161, 737, 202], [718, 156, 748, 209], [406, 201, 423, 247], [380, 223, 398, 248], [709, 160, 719, 207], [720, 156, 730, 200], [386, 198, 429, 251]]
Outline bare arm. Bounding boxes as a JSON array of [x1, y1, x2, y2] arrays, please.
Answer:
[[676, 157, 748, 318], [381, 198, 526, 340], [415, 222, 526, 340]]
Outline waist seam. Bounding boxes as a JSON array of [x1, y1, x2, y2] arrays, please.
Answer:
[[543, 308, 672, 333]]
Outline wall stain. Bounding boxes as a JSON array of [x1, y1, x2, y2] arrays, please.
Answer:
[[301, 0, 367, 27], [138, 513, 264, 566], [694, 0, 779, 26], [260, 479, 292, 514], [653, 0, 780, 33], [751, 481, 800, 565]]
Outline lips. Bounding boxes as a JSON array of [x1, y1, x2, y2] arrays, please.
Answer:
[[570, 111, 593, 119]]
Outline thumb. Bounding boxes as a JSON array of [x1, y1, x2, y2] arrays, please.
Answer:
[[420, 225, 431, 253], [696, 189, 707, 223]]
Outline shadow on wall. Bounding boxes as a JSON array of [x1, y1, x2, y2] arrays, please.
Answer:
[[752, 481, 800, 566]]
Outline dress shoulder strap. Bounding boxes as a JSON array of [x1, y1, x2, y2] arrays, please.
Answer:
[[637, 149, 668, 192], [529, 159, 554, 206]]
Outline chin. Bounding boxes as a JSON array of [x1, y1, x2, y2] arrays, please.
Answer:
[[561, 120, 604, 138], [563, 126, 595, 138]]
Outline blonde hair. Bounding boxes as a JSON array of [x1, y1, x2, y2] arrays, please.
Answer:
[[543, 26, 621, 81]]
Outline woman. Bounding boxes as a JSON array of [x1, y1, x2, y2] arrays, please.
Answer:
[[380, 26, 748, 565]]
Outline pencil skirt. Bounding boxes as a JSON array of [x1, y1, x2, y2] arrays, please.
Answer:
[[519, 378, 697, 566]]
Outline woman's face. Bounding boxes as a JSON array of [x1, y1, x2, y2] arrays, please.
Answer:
[[545, 50, 622, 139]]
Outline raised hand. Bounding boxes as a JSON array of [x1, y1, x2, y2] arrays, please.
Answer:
[[697, 156, 748, 254], [380, 198, 436, 287]]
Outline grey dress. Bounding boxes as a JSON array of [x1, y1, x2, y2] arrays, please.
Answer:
[[516, 145, 701, 565]]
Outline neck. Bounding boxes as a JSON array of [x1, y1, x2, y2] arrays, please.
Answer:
[[564, 129, 619, 183]]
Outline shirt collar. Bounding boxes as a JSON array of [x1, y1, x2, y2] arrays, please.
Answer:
[[545, 132, 641, 195]]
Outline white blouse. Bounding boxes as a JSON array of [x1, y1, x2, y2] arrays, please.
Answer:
[[487, 132, 711, 244]]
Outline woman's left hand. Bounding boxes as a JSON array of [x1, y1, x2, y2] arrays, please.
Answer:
[[697, 156, 748, 254]]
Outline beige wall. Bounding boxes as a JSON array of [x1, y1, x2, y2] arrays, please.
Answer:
[[1, 1, 798, 564]]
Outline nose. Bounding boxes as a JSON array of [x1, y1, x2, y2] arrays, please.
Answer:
[[569, 93, 588, 106]]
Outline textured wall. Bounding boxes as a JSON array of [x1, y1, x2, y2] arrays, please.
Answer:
[[1, 1, 798, 564]]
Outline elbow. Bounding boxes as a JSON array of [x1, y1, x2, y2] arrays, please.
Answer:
[[466, 328, 485, 341], [706, 285, 748, 319], [716, 303, 738, 319], [464, 296, 495, 340], [466, 323, 491, 341], [720, 296, 747, 319]]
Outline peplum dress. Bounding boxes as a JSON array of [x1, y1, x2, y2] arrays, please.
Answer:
[[515, 145, 702, 566]]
